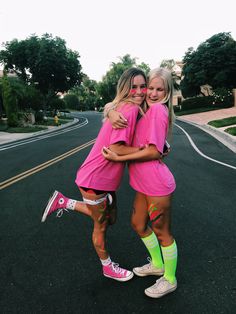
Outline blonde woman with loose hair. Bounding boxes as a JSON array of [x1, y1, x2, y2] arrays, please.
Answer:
[[147, 67, 175, 136], [42, 67, 147, 282], [103, 67, 178, 298]]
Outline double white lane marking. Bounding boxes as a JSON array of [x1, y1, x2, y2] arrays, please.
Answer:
[[0, 119, 88, 151]]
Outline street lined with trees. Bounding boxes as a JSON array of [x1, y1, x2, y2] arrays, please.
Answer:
[[0, 32, 235, 130]]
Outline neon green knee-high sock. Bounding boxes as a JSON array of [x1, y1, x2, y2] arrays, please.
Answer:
[[161, 240, 178, 284], [141, 232, 164, 268]]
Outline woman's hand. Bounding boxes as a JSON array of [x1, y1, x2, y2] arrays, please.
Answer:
[[108, 110, 128, 129], [102, 147, 119, 161], [161, 141, 171, 158]]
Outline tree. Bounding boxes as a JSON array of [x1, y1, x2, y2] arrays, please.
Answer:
[[97, 54, 150, 105], [160, 59, 176, 70], [138, 62, 151, 74], [47, 96, 66, 111], [0, 34, 83, 107], [0, 79, 4, 117], [180, 32, 236, 98], [1, 74, 18, 127], [70, 74, 100, 110], [7, 77, 44, 112], [63, 94, 79, 110]]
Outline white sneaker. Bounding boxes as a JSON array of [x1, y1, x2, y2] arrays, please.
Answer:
[[145, 276, 177, 298], [133, 258, 164, 277]]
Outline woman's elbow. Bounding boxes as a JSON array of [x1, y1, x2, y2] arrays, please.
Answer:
[[151, 151, 161, 160], [148, 147, 161, 160]]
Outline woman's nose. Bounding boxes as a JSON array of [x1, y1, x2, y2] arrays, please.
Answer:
[[136, 86, 144, 94], [150, 89, 157, 96]]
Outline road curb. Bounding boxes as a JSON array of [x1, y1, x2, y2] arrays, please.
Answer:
[[176, 117, 236, 153], [30, 118, 79, 136]]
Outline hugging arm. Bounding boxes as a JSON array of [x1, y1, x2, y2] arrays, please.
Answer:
[[103, 102, 115, 118], [103, 144, 161, 162], [109, 142, 140, 156], [105, 105, 128, 129]]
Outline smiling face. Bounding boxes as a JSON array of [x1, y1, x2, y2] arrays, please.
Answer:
[[129, 74, 147, 106], [146, 76, 166, 107]]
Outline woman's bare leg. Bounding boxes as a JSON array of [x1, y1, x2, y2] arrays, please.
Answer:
[[146, 194, 173, 247], [79, 189, 109, 259]]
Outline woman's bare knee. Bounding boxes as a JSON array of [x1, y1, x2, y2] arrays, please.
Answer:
[[131, 219, 149, 236]]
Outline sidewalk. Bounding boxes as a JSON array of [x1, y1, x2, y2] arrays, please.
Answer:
[[176, 107, 236, 153]]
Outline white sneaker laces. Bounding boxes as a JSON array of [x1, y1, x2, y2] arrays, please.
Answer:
[[56, 208, 69, 218], [140, 257, 152, 270], [146, 257, 152, 267], [153, 277, 167, 289], [111, 263, 126, 275]]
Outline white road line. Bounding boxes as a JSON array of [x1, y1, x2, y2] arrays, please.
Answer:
[[0, 119, 88, 151], [175, 123, 236, 170]]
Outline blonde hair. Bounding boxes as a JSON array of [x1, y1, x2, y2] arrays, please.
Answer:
[[112, 67, 147, 106], [147, 67, 175, 136]]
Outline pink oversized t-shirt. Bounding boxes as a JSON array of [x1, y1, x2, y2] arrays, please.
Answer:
[[129, 103, 176, 196], [75, 103, 139, 191]]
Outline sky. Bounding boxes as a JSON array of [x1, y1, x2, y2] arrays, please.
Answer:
[[1, 0, 235, 82]]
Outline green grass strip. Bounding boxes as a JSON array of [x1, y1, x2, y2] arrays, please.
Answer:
[[224, 127, 236, 136], [208, 116, 236, 128]]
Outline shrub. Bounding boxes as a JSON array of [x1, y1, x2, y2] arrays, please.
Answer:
[[180, 96, 214, 111], [48, 97, 66, 111], [63, 94, 79, 110], [35, 110, 45, 123], [212, 88, 233, 108], [173, 106, 181, 113]]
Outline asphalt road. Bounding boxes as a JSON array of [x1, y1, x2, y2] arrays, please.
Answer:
[[0, 112, 235, 314]]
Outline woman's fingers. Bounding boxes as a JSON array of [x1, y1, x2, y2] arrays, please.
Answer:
[[102, 147, 117, 161], [112, 114, 128, 129]]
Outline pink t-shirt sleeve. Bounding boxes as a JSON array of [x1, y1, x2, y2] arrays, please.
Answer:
[[147, 104, 168, 153], [109, 104, 139, 145]]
